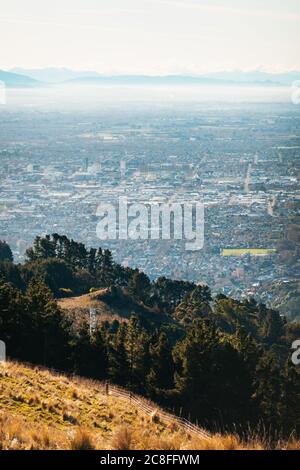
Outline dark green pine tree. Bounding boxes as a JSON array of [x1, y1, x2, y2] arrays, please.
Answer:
[[25, 279, 70, 369], [154, 277, 195, 313], [125, 314, 150, 393], [26, 235, 56, 261], [278, 359, 300, 436], [173, 319, 255, 427], [87, 248, 97, 274], [69, 317, 95, 377], [0, 240, 13, 262], [253, 350, 283, 433], [262, 310, 284, 345], [128, 271, 151, 304], [147, 331, 174, 395], [233, 323, 261, 373], [108, 323, 129, 385], [0, 280, 25, 359], [173, 319, 220, 421], [173, 285, 211, 326], [90, 324, 109, 380], [230, 324, 262, 423], [97, 249, 115, 287]]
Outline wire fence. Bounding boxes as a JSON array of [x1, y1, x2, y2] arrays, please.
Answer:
[[7, 359, 211, 440], [100, 382, 211, 440]]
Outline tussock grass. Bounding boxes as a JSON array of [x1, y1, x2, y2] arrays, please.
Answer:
[[0, 361, 298, 450], [69, 428, 95, 450], [111, 426, 133, 450]]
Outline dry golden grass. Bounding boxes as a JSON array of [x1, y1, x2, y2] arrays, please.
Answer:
[[57, 288, 127, 324], [57, 288, 107, 310], [111, 426, 133, 450], [0, 361, 299, 450], [69, 428, 95, 450], [283, 438, 300, 450]]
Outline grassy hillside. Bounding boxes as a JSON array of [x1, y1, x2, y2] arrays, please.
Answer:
[[0, 361, 299, 450], [57, 287, 172, 328], [57, 288, 127, 324], [1, 235, 299, 446]]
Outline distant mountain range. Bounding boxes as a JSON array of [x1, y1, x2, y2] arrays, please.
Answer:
[[11, 67, 101, 83], [1, 67, 300, 88], [0, 70, 43, 88], [201, 71, 300, 85]]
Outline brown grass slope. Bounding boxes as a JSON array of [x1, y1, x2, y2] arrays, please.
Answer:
[[57, 287, 170, 326], [0, 361, 299, 450], [57, 288, 127, 324]]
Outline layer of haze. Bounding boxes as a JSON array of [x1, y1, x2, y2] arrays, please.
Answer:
[[4, 85, 292, 111]]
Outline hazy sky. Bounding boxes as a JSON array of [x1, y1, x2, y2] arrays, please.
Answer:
[[1, 0, 300, 74]]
